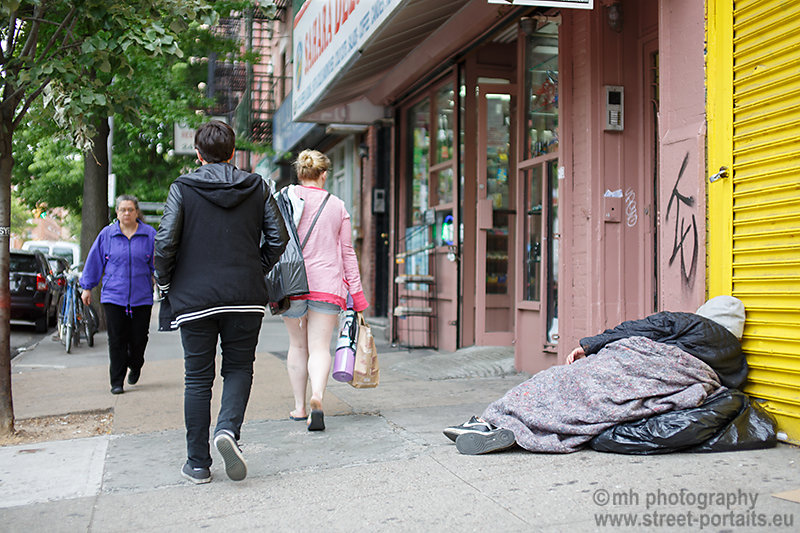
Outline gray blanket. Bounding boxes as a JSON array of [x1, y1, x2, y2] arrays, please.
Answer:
[[481, 336, 723, 453]]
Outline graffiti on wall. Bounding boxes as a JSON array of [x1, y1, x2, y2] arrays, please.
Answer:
[[624, 187, 638, 227], [666, 152, 698, 287]]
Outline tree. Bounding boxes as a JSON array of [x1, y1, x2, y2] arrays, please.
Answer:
[[10, 193, 35, 240], [0, 0, 219, 436]]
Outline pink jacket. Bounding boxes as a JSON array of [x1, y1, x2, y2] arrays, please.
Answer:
[[291, 185, 368, 311]]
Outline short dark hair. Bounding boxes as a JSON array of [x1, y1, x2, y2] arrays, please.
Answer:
[[194, 120, 235, 163]]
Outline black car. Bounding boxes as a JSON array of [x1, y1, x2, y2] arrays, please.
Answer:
[[10, 249, 57, 332]]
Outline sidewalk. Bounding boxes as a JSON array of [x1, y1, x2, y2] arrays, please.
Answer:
[[1, 314, 798, 532]]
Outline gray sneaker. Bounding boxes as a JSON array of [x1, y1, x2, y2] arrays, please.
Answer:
[[455, 428, 516, 455], [443, 416, 494, 442], [214, 430, 247, 481], [181, 462, 211, 484]]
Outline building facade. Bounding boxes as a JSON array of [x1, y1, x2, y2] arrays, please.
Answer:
[[267, 0, 798, 443]]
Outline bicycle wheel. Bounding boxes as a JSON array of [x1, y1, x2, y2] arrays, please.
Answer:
[[65, 324, 73, 353], [82, 303, 96, 347], [65, 296, 75, 353], [56, 294, 66, 343]]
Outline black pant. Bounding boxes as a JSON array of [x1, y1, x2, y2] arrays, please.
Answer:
[[104, 303, 152, 388], [180, 313, 262, 469]]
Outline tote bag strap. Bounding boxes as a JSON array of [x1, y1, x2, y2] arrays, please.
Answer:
[[300, 192, 331, 250]]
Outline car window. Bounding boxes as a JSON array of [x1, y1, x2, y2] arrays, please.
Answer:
[[27, 245, 49, 253], [53, 247, 74, 261], [10, 255, 39, 273]]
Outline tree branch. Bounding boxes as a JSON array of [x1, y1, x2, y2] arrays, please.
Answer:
[[2, 11, 17, 67], [12, 76, 52, 130], [19, 4, 45, 60], [38, 6, 78, 61]]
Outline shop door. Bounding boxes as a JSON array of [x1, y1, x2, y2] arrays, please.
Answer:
[[476, 84, 515, 345], [708, 0, 800, 443]]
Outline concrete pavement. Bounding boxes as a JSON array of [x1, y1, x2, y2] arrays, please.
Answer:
[[1, 313, 798, 532]]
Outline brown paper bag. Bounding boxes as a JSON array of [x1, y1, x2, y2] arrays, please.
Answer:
[[349, 313, 379, 388]]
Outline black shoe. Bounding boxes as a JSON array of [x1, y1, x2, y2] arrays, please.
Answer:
[[307, 398, 325, 431], [214, 430, 247, 481], [111, 386, 124, 395], [443, 416, 494, 442], [127, 368, 140, 385], [181, 462, 211, 484], [455, 428, 516, 455]]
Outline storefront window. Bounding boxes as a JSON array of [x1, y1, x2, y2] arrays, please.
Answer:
[[435, 85, 455, 165], [435, 167, 453, 205], [547, 159, 559, 343], [408, 99, 430, 226], [524, 167, 543, 301], [520, 20, 559, 346], [524, 22, 558, 159], [484, 93, 512, 295]]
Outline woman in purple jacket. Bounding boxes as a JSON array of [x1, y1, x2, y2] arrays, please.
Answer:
[[80, 195, 156, 394]]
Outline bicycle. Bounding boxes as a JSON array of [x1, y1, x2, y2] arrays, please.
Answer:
[[56, 270, 97, 353]]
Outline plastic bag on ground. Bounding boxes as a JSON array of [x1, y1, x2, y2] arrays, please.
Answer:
[[589, 389, 777, 454]]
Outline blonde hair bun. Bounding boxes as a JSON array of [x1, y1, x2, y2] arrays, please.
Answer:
[[294, 149, 331, 182]]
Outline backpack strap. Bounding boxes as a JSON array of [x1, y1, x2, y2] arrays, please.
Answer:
[[300, 192, 331, 250]]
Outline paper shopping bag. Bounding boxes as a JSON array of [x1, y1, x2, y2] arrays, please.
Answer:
[[349, 313, 379, 388]]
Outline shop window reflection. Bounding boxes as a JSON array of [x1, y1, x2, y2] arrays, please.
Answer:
[[546, 159, 559, 343], [408, 99, 430, 226], [524, 22, 559, 159], [524, 167, 542, 301]]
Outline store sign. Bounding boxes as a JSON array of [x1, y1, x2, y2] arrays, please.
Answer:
[[292, 0, 404, 120], [273, 92, 316, 152], [173, 116, 227, 155], [487, 0, 593, 8]]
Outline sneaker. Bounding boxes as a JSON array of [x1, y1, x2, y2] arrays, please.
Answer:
[[127, 368, 140, 385], [181, 462, 211, 484], [455, 428, 516, 455], [214, 430, 247, 481], [443, 416, 493, 442]]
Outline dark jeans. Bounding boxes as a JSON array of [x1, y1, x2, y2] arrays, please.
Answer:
[[180, 313, 262, 468], [104, 303, 152, 388]]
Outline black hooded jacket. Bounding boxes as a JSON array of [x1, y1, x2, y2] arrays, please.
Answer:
[[154, 163, 288, 327], [579, 311, 748, 389]]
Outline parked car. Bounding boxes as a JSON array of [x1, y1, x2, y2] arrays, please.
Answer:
[[22, 240, 81, 266], [10, 249, 57, 332]]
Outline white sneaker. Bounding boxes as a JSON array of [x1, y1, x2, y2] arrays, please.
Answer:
[[213, 430, 247, 481]]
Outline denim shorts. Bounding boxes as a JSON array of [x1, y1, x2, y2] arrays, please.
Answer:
[[283, 299, 341, 319]]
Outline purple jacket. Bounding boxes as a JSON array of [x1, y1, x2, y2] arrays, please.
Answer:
[[80, 220, 156, 308]]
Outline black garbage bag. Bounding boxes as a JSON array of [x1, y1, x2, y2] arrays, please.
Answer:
[[589, 389, 777, 454]]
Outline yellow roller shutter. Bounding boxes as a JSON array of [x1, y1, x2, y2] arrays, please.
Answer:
[[708, 0, 800, 444]]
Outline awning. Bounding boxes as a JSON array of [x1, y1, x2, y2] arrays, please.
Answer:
[[292, 0, 522, 124]]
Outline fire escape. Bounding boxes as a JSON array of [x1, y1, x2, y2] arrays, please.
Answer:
[[208, 2, 288, 160]]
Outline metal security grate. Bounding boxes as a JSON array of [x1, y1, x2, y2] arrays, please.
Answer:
[[731, 0, 800, 441]]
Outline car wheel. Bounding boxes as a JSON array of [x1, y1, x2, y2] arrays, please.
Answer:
[[35, 315, 48, 333]]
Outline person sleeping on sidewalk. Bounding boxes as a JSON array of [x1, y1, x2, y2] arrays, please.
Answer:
[[444, 295, 774, 455]]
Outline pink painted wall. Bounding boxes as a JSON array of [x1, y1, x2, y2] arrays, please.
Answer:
[[656, 0, 707, 312]]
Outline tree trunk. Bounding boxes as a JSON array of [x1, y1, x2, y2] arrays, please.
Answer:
[[0, 124, 16, 437], [81, 116, 110, 261], [81, 116, 110, 330]]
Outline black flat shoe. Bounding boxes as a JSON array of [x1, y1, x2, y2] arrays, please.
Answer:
[[111, 386, 124, 395], [307, 398, 325, 431], [127, 368, 141, 385]]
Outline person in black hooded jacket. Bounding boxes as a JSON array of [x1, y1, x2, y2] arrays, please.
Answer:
[[566, 295, 748, 389], [154, 121, 288, 484]]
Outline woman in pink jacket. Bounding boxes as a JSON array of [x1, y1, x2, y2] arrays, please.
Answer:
[[284, 149, 369, 431]]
